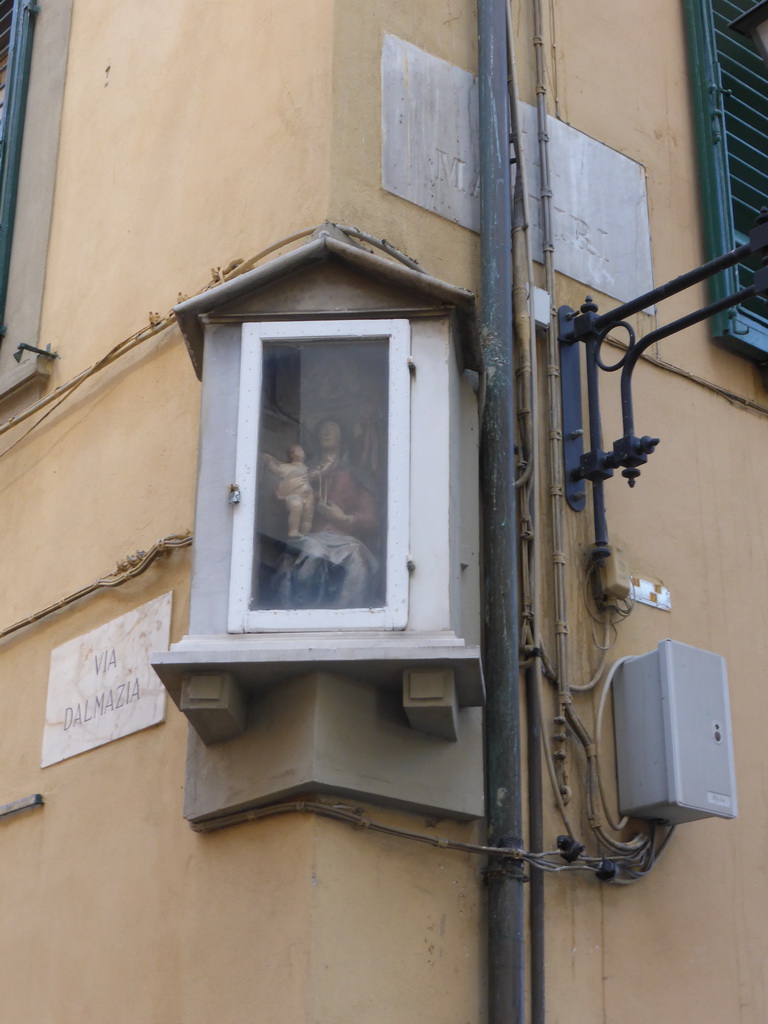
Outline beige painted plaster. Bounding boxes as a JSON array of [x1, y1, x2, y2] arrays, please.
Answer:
[[40, 0, 335, 376], [328, 0, 481, 293], [1, 0, 768, 1022]]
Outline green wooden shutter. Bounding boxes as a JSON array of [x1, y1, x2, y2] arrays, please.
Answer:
[[684, 0, 768, 360], [0, 0, 37, 336]]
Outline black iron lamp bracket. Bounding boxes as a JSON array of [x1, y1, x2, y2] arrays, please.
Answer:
[[559, 209, 768, 523]]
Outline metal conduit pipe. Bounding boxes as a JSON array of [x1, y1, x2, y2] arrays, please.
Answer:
[[478, 0, 525, 1022], [533, 0, 573, 805], [506, 4, 546, 1021]]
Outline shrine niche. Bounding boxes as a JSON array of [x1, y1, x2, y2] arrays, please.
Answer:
[[151, 226, 486, 823]]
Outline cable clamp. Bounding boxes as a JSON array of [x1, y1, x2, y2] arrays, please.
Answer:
[[557, 835, 585, 862], [484, 837, 528, 881]]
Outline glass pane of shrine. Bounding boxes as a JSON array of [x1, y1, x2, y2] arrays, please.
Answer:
[[254, 338, 389, 611]]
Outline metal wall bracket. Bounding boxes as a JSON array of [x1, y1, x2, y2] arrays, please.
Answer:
[[557, 208, 768, 556], [558, 306, 586, 512]]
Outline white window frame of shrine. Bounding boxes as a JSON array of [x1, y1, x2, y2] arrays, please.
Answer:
[[228, 319, 411, 632]]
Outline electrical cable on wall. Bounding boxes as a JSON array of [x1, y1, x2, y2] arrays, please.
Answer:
[[0, 224, 426, 459], [602, 330, 768, 417], [0, 532, 192, 642], [503, 0, 670, 888], [189, 797, 671, 883]]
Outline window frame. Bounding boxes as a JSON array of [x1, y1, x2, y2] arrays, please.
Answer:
[[228, 318, 412, 633], [683, 0, 768, 360], [0, 0, 37, 336]]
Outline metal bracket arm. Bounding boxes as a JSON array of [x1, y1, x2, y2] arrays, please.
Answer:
[[559, 208, 768, 510]]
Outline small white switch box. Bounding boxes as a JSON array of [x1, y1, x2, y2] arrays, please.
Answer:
[[601, 545, 631, 601], [613, 640, 737, 824]]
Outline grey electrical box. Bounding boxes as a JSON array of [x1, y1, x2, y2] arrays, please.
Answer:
[[612, 639, 737, 824]]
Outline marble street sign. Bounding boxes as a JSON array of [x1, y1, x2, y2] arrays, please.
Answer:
[[41, 592, 172, 767], [381, 34, 654, 303]]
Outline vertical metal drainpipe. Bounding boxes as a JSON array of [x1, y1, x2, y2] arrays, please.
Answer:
[[478, 0, 524, 1022]]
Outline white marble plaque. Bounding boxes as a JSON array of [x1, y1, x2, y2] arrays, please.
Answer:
[[41, 592, 172, 767], [381, 34, 654, 302], [382, 33, 481, 233]]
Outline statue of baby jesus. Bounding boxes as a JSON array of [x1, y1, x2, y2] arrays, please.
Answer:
[[261, 444, 315, 538]]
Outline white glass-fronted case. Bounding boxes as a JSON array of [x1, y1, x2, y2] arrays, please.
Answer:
[[228, 320, 411, 631]]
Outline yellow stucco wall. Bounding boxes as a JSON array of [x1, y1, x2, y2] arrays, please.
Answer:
[[0, 2, 485, 1022], [524, 3, 768, 1022], [1, 0, 767, 1021]]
